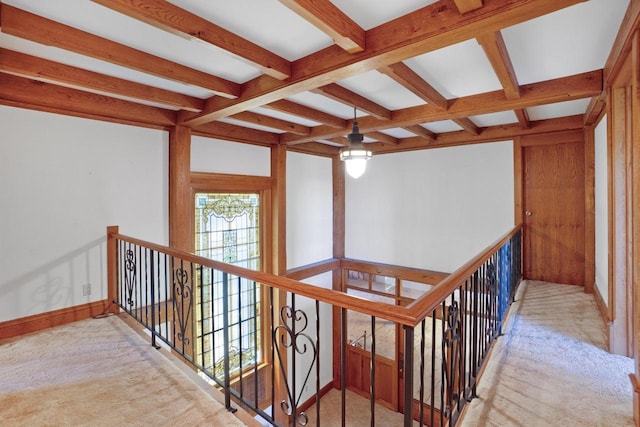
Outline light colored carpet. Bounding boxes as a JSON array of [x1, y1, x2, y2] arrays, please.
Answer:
[[460, 280, 635, 427], [1, 280, 634, 427], [0, 314, 249, 426]]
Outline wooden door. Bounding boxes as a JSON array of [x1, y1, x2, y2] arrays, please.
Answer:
[[522, 137, 586, 285]]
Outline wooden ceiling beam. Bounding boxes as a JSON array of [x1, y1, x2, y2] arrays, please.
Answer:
[[453, 0, 484, 14], [92, 0, 291, 80], [477, 31, 519, 98], [180, 0, 585, 126], [367, 131, 399, 145], [287, 141, 341, 157], [379, 62, 479, 134], [279, 0, 365, 53], [369, 115, 585, 154], [325, 137, 349, 146], [514, 108, 531, 129], [378, 62, 448, 109], [0, 72, 176, 127], [477, 31, 531, 128], [0, 4, 241, 98], [193, 121, 280, 146], [282, 70, 602, 145], [404, 125, 436, 141], [454, 117, 481, 135], [230, 111, 311, 135], [313, 84, 391, 120], [0, 48, 204, 112], [583, 93, 606, 126], [265, 99, 347, 128]]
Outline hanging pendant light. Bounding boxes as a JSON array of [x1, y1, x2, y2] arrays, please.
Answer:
[[339, 107, 372, 179]]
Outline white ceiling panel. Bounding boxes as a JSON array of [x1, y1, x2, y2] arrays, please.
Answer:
[[526, 99, 591, 121], [330, 0, 438, 30], [470, 111, 519, 127], [168, 0, 333, 61], [337, 71, 426, 110], [0, 33, 215, 98], [378, 128, 417, 138], [287, 92, 366, 119], [422, 121, 463, 133], [0, 0, 631, 148], [405, 39, 503, 99], [250, 107, 321, 127], [502, 0, 629, 85], [4, 0, 262, 84]]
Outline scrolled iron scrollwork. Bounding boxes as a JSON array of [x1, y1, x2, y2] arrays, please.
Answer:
[[124, 249, 136, 307], [273, 305, 317, 426], [173, 267, 192, 346], [443, 299, 463, 419], [486, 262, 497, 296]]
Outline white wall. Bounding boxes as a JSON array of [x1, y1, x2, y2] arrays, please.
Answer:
[[345, 141, 514, 273], [0, 106, 168, 322], [286, 152, 333, 269], [191, 136, 270, 176], [594, 115, 608, 306]]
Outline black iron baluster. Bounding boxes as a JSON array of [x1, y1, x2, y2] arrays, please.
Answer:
[[253, 281, 259, 412], [116, 239, 121, 308], [471, 270, 479, 399], [480, 263, 486, 355], [458, 284, 465, 409], [269, 286, 275, 425], [170, 256, 176, 347], [144, 247, 148, 326], [315, 300, 320, 427], [150, 249, 159, 349], [222, 271, 232, 411], [238, 276, 244, 399], [156, 251, 162, 339], [137, 244, 142, 321], [164, 254, 175, 341], [370, 316, 376, 427], [291, 294, 298, 424], [439, 300, 446, 427], [464, 278, 473, 401], [419, 319, 425, 427], [430, 310, 436, 427], [341, 307, 346, 427], [403, 325, 414, 427], [199, 264, 205, 370]]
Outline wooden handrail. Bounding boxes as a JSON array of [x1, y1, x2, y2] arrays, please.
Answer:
[[406, 224, 523, 322], [108, 223, 521, 328], [341, 258, 449, 285], [285, 258, 340, 280], [108, 230, 417, 326]]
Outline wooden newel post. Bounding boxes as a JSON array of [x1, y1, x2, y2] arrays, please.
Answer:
[[106, 225, 120, 315]]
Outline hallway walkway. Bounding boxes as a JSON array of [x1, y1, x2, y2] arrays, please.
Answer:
[[460, 280, 634, 427]]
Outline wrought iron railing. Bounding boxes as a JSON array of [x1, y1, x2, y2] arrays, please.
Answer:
[[107, 225, 521, 427]]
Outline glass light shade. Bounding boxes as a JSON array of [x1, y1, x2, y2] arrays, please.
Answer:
[[340, 146, 372, 179], [345, 158, 367, 179]]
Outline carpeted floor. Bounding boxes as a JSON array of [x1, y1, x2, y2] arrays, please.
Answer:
[[460, 280, 635, 427], [0, 314, 251, 426], [0, 280, 634, 426]]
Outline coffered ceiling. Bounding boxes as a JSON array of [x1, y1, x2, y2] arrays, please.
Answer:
[[0, 0, 630, 155]]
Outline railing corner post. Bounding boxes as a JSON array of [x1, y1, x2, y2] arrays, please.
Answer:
[[106, 225, 120, 315]]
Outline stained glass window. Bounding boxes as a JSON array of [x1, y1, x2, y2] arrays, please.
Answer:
[[194, 193, 261, 380]]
